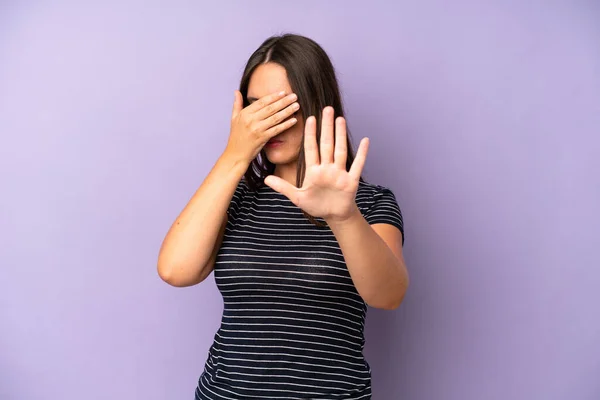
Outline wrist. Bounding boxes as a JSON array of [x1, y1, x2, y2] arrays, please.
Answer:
[[218, 151, 250, 177], [325, 204, 363, 230]]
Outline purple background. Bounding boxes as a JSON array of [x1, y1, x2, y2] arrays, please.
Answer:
[[1, 1, 599, 399]]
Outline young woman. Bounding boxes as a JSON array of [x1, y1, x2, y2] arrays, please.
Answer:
[[158, 34, 409, 400]]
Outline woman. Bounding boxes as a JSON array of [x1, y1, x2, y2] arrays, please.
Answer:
[[158, 34, 409, 399]]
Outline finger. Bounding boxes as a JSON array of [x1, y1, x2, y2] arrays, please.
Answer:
[[349, 137, 370, 180], [264, 175, 300, 206], [231, 90, 243, 120], [263, 117, 298, 140], [334, 116, 347, 169], [255, 93, 298, 120], [245, 90, 287, 114], [257, 101, 299, 132], [320, 107, 335, 164], [304, 116, 319, 166]]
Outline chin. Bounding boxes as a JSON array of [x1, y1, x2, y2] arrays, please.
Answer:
[[265, 155, 297, 165], [264, 150, 297, 165]]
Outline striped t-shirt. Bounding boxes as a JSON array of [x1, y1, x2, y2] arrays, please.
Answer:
[[195, 178, 404, 399]]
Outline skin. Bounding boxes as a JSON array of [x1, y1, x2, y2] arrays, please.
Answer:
[[247, 63, 305, 185], [250, 63, 409, 309], [158, 61, 409, 309], [157, 81, 299, 287]]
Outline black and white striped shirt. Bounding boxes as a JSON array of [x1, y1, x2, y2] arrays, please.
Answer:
[[195, 179, 404, 399]]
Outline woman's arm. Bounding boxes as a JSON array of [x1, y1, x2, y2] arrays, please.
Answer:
[[157, 90, 300, 287], [261, 108, 408, 308], [327, 208, 408, 310], [157, 154, 247, 287]]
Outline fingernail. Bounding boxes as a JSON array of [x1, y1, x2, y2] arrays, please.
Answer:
[[292, 103, 300, 110]]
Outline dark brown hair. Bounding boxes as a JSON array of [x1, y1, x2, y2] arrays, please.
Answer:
[[239, 33, 363, 226]]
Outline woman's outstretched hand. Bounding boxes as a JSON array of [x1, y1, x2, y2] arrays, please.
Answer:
[[264, 106, 369, 223]]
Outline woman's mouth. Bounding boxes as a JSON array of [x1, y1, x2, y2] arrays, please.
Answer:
[[266, 139, 283, 148]]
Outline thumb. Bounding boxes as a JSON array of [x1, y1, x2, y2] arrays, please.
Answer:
[[264, 175, 299, 206], [231, 90, 243, 119]]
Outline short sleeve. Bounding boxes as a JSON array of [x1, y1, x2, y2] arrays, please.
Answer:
[[364, 186, 405, 245], [227, 179, 248, 223]]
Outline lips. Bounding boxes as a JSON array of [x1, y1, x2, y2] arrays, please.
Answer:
[[265, 139, 284, 148]]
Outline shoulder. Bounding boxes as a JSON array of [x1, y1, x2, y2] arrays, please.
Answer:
[[233, 177, 250, 198], [356, 180, 405, 242], [238, 176, 249, 190], [228, 178, 251, 220], [355, 180, 399, 209]]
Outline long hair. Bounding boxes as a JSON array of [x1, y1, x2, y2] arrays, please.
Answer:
[[239, 33, 362, 226]]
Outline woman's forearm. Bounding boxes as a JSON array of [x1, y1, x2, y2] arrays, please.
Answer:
[[157, 152, 248, 287], [326, 206, 408, 309]]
